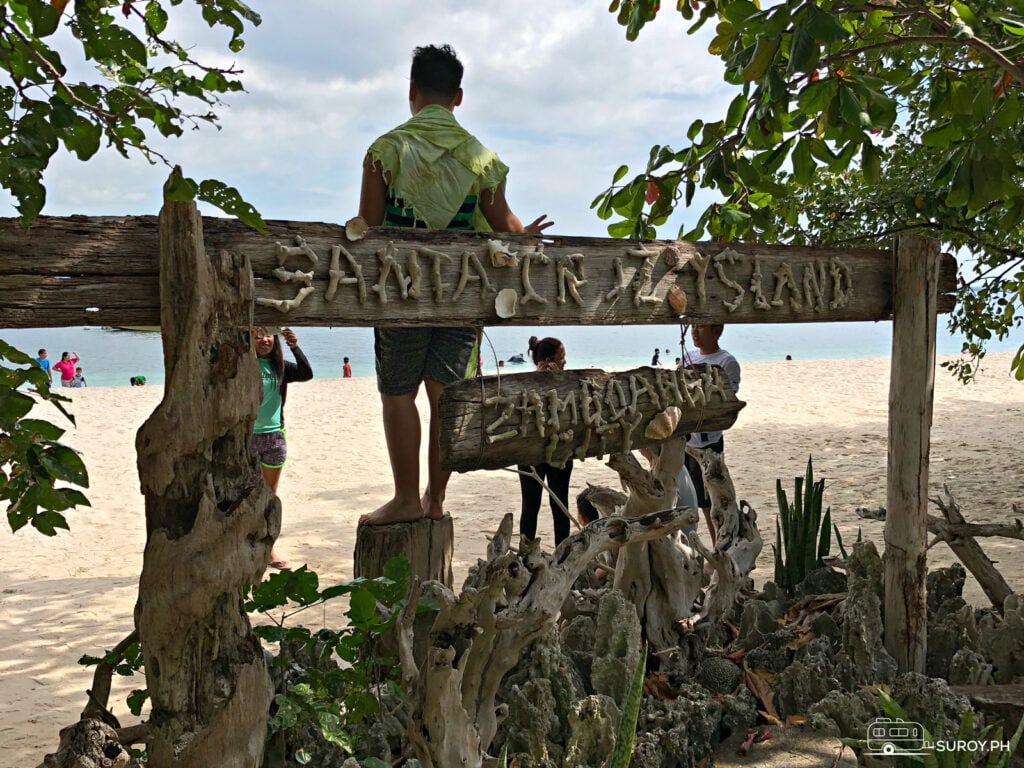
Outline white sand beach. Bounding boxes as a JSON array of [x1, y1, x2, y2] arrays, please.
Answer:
[[1, 351, 1021, 762]]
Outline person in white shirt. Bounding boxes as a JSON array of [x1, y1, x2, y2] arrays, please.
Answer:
[[679, 323, 741, 544]]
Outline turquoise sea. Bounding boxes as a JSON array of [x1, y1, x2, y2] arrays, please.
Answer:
[[3, 322, 1021, 388]]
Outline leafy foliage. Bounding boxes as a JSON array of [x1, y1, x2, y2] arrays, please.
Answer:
[[0, 0, 265, 230], [0, 339, 89, 535], [772, 456, 831, 594], [246, 557, 420, 759], [601, 0, 1024, 380]]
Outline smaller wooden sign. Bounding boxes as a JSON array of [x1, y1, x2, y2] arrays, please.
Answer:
[[439, 364, 745, 472]]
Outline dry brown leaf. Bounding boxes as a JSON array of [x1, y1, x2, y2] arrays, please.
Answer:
[[760, 710, 784, 726], [785, 628, 816, 651], [643, 671, 678, 701], [50, 0, 70, 11], [724, 648, 747, 663], [667, 284, 688, 314], [785, 715, 808, 726], [743, 661, 780, 721]]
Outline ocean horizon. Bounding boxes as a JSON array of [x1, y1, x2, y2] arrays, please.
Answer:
[[3, 322, 1021, 388]]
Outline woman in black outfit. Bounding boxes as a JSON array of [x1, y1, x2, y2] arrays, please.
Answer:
[[517, 336, 573, 545]]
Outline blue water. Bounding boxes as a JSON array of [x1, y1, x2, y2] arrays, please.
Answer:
[[3, 322, 1021, 388]]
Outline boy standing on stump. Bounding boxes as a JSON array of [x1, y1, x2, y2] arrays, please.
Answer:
[[356, 44, 551, 526]]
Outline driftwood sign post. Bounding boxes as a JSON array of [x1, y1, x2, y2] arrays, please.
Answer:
[[439, 363, 744, 472]]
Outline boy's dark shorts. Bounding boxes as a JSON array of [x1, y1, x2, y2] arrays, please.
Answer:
[[374, 327, 477, 395], [684, 436, 725, 508]]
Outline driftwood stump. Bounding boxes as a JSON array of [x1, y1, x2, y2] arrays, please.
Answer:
[[396, 508, 694, 768], [133, 177, 276, 767], [354, 515, 454, 587]]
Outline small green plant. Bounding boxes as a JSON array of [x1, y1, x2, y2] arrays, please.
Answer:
[[246, 556, 417, 759], [1, 339, 90, 535], [607, 644, 648, 768], [773, 456, 831, 594]]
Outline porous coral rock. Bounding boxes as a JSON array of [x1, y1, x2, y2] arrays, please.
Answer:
[[841, 542, 897, 687], [978, 593, 1024, 684], [807, 689, 880, 738], [561, 614, 598, 690], [948, 647, 994, 686], [589, 589, 643, 702], [502, 680, 558, 766], [633, 686, 724, 767], [562, 695, 620, 768], [501, 625, 585, 740], [927, 563, 968, 615], [743, 627, 798, 673], [890, 673, 972, 741], [797, 566, 848, 598], [719, 686, 760, 738], [737, 599, 781, 650], [775, 637, 845, 716], [927, 602, 979, 679]]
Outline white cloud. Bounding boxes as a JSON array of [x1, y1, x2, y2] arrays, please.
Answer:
[[5, 1, 738, 238]]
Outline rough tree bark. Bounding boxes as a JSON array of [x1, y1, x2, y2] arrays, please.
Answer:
[[884, 235, 940, 674], [133, 177, 277, 767], [395, 508, 694, 768]]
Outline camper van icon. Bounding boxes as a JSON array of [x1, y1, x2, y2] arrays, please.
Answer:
[[865, 717, 928, 756]]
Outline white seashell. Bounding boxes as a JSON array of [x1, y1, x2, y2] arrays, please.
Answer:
[[495, 288, 519, 319], [644, 406, 681, 440], [487, 238, 519, 267], [344, 216, 369, 242]]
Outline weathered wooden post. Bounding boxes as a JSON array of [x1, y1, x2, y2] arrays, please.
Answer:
[[133, 174, 277, 766], [884, 235, 941, 673]]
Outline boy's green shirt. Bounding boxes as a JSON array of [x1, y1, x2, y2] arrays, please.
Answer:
[[367, 104, 508, 231]]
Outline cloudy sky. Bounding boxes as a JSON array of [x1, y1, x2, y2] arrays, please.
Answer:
[[6, 1, 734, 238]]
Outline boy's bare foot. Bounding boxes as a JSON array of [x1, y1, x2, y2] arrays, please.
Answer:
[[359, 497, 424, 526], [421, 491, 444, 520]]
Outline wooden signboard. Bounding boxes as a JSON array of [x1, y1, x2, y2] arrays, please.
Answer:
[[439, 363, 745, 472], [0, 216, 957, 329]]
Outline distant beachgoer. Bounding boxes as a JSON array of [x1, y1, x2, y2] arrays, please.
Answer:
[[498, 360, 505, 368], [34, 349, 52, 385], [71, 367, 87, 388], [675, 357, 681, 366], [518, 337, 573, 546], [785, 354, 793, 361], [252, 327, 313, 569], [343, 357, 352, 378], [651, 348, 660, 366], [508, 353, 525, 364], [52, 351, 80, 388], [682, 323, 741, 544], [130, 375, 147, 386]]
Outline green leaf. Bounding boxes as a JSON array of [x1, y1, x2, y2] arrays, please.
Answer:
[[740, 35, 779, 81], [861, 142, 881, 184], [16, 419, 65, 440], [607, 219, 636, 238], [347, 587, 377, 625], [0, 388, 35, 422], [788, 26, 820, 74], [612, 164, 630, 183], [197, 179, 266, 232], [792, 139, 815, 184], [38, 445, 89, 486], [1001, 17, 1024, 36], [145, 1, 170, 34], [922, 121, 965, 147], [164, 167, 198, 201], [969, 156, 1004, 209], [797, 79, 837, 114], [805, 5, 849, 43]]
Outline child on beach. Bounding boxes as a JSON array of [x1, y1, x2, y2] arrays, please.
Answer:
[[343, 357, 352, 378], [71, 367, 87, 387], [517, 337, 573, 546]]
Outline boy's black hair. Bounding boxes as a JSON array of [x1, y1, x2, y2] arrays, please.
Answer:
[[411, 44, 463, 98], [38, 348, 46, 356], [576, 486, 600, 525]]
